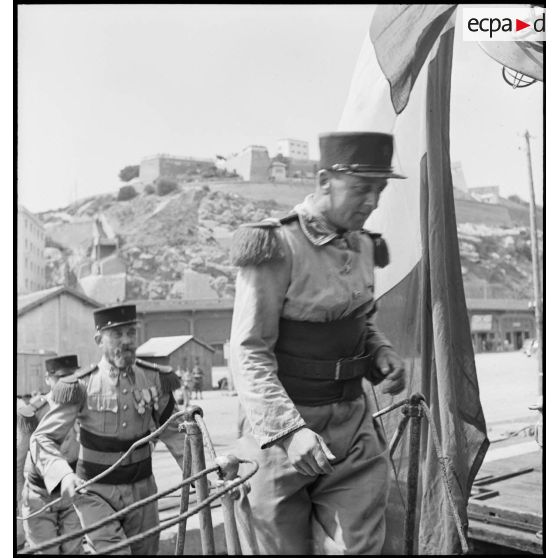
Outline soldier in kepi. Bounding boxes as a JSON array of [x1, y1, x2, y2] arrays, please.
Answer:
[[30, 304, 185, 554], [17, 355, 83, 554], [230, 132, 407, 554]]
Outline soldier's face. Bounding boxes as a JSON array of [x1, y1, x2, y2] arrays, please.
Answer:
[[323, 172, 387, 231], [98, 325, 137, 369]]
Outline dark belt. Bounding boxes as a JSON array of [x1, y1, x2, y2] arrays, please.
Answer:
[[77, 428, 152, 485], [278, 373, 364, 406], [76, 458, 152, 485], [276, 351, 371, 381], [275, 316, 371, 406]]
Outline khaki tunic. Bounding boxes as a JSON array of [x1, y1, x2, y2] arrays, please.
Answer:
[[231, 195, 392, 554], [17, 393, 82, 554], [30, 357, 185, 555]]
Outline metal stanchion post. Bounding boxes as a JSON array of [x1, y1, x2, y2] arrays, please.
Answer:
[[389, 414, 410, 458], [175, 422, 193, 555], [216, 455, 242, 555], [233, 483, 261, 555], [403, 394, 424, 555], [186, 407, 216, 555]]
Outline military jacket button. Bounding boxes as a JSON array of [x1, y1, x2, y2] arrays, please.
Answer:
[[123, 404, 128, 410], [122, 389, 128, 394], [352, 290, 361, 299], [122, 421, 127, 428]]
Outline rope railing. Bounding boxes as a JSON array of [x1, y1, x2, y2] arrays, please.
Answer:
[[383, 393, 469, 555], [20, 396, 469, 555], [97, 459, 259, 555], [19, 463, 221, 554], [19, 406, 260, 555], [17, 410, 188, 522]]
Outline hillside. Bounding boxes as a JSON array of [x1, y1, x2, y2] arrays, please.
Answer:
[[38, 181, 542, 302]]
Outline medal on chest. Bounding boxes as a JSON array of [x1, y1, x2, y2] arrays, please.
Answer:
[[149, 386, 160, 411], [133, 389, 146, 415]]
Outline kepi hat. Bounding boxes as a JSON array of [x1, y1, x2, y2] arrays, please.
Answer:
[[45, 354, 79, 377], [319, 132, 406, 179], [94, 304, 137, 332]]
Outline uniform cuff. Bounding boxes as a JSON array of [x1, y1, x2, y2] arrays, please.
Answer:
[[260, 420, 307, 450], [44, 460, 73, 494], [369, 342, 393, 360]]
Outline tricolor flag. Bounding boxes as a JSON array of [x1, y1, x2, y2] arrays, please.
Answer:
[[339, 5, 489, 554]]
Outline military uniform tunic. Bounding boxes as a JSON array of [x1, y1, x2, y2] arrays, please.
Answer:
[[230, 194, 393, 554], [30, 357, 184, 555], [17, 393, 82, 554]]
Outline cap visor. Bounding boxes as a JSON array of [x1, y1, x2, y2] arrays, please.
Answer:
[[347, 170, 407, 179], [98, 319, 138, 331], [50, 367, 79, 377]]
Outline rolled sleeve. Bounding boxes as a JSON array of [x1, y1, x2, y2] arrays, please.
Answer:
[[230, 247, 306, 449]]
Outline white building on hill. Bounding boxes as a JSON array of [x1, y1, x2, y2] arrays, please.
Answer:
[[18, 205, 47, 294], [277, 138, 309, 160]]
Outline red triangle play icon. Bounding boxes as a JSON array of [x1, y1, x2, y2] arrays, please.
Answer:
[[516, 19, 530, 32]]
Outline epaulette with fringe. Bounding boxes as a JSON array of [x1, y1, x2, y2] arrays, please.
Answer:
[[51, 364, 97, 405], [363, 232, 390, 268], [136, 358, 182, 394], [16, 395, 49, 433], [230, 217, 287, 267]]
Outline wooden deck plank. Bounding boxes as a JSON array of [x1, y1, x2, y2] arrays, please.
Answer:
[[468, 520, 543, 554], [468, 449, 543, 553]]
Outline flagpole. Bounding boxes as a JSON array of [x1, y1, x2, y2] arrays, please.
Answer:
[[524, 130, 542, 397]]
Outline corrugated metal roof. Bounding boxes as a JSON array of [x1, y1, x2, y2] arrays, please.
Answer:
[[18, 286, 102, 315], [136, 335, 215, 357], [18, 286, 62, 311]]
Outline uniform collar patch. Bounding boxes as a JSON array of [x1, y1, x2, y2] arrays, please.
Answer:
[[99, 356, 135, 385], [294, 194, 361, 251]]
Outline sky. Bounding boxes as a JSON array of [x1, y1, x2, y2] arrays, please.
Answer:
[[17, 4, 544, 213]]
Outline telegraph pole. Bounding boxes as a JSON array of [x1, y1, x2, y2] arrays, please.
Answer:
[[524, 130, 543, 396]]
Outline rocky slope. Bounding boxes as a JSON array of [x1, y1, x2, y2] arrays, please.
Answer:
[[38, 182, 541, 301]]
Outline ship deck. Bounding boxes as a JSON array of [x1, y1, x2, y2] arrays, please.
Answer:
[[468, 441, 543, 554]]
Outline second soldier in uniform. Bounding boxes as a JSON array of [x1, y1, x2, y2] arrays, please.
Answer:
[[17, 355, 83, 554], [30, 304, 185, 554]]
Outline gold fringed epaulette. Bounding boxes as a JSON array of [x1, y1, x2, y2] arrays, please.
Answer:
[[230, 219, 285, 267], [136, 358, 182, 394], [364, 232, 390, 268], [51, 365, 96, 405], [16, 395, 48, 432]]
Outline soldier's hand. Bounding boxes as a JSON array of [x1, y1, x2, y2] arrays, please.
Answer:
[[279, 427, 336, 476], [374, 347, 406, 395], [60, 473, 84, 502]]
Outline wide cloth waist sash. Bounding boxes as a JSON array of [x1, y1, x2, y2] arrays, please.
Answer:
[[275, 316, 369, 406], [76, 428, 152, 484]]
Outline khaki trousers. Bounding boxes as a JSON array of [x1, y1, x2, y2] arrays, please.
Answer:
[[236, 395, 389, 555], [22, 483, 83, 554], [73, 475, 159, 555]]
